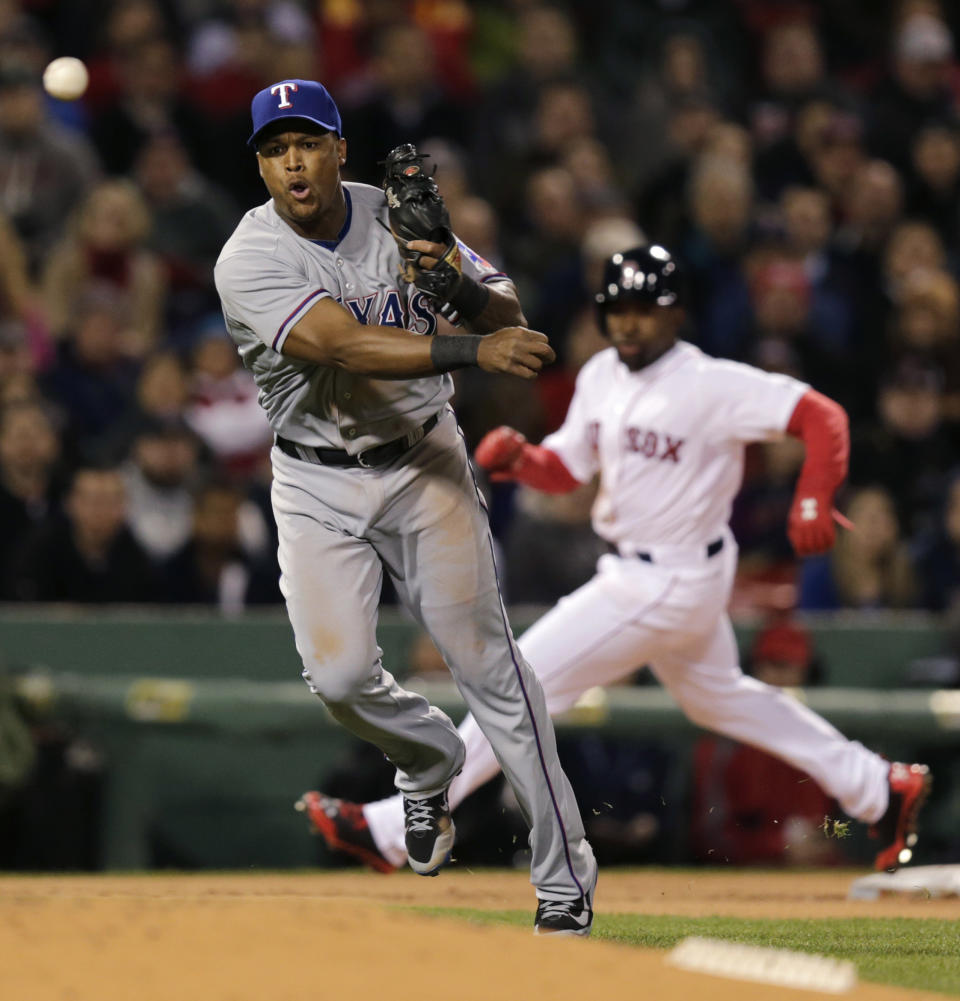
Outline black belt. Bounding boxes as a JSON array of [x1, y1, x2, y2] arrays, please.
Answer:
[[607, 537, 724, 563], [276, 413, 439, 468]]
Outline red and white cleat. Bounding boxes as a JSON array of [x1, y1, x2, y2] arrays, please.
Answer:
[[869, 763, 932, 872], [295, 791, 396, 874]]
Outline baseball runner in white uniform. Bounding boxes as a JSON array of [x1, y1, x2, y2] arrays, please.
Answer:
[[214, 79, 597, 935], [308, 244, 931, 876]]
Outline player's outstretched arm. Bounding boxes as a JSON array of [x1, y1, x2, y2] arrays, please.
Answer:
[[475, 426, 580, 493], [785, 389, 850, 557], [283, 297, 553, 379]]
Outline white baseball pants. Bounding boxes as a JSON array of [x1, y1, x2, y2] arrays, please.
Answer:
[[365, 529, 890, 865]]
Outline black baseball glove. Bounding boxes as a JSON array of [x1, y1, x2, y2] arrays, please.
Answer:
[[380, 143, 488, 323]]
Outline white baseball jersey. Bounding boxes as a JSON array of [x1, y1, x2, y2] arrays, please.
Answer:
[[543, 341, 808, 548], [214, 181, 507, 451], [363, 339, 891, 868]]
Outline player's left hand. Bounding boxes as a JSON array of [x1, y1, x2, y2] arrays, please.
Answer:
[[405, 239, 447, 270], [787, 489, 836, 557]]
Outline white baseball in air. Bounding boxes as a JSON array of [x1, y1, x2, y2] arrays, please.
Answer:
[[42, 57, 89, 101]]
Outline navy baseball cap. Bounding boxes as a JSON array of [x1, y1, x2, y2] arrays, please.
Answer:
[[248, 79, 342, 147]]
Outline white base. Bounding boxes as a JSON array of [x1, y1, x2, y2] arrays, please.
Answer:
[[848, 864, 960, 900], [665, 937, 857, 994]]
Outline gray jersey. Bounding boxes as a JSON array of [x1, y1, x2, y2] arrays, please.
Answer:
[[214, 181, 509, 452]]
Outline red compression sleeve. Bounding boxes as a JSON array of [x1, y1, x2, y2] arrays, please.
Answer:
[[507, 444, 581, 493], [785, 389, 849, 490]]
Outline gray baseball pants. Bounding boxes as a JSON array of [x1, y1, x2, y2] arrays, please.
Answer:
[[270, 406, 596, 899]]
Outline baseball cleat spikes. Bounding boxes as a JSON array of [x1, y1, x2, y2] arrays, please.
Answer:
[[296, 791, 396, 874], [403, 789, 455, 876], [869, 763, 931, 873]]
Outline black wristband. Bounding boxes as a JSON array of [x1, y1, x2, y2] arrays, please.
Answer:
[[430, 334, 483, 372], [439, 275, 490, 324]]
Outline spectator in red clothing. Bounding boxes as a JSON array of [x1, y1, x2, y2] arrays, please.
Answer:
[[690, 619, 847, 866], [79, 0, 172, 112], [183, 323, 273, 481], [42, 179, 165, 359], [316, 0, 474, 100]]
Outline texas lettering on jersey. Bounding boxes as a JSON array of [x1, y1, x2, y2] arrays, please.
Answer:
[[341, 288, 437, 334]]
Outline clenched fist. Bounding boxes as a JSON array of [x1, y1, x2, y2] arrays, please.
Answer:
[[477, 327, 555, 379], [787, 489, 836, 557], [475, 426, 527, 478]]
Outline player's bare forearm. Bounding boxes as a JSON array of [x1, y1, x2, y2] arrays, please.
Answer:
[[461, 282, 526, 335], [283, 297, 551, 379], [284, 319, 439, 378]]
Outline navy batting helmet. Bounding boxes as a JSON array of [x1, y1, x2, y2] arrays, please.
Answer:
[[595, 245, 681, 332]]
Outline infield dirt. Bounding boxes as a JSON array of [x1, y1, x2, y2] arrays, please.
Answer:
[[0, 869, 955, 1001]]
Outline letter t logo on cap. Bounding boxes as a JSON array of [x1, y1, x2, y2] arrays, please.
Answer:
[[271, 82, 298, 109]]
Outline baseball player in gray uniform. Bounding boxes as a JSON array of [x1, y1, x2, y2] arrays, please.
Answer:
[[214, 79, 597, 936], [305, 245, 931, 877]]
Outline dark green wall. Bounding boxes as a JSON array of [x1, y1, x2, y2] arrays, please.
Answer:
[[1, 607, 957, 871], [0, 607, 952, 687]]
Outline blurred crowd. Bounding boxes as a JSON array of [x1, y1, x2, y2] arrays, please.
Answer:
[[0, 0, 959, 615]]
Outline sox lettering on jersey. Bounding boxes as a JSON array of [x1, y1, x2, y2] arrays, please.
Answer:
[[625, 427, 685, 463], [584, 421, 684, 462], [271, 82, 299, 109]]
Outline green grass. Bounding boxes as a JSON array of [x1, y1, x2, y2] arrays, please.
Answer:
[[416, 908, 960, 996]]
